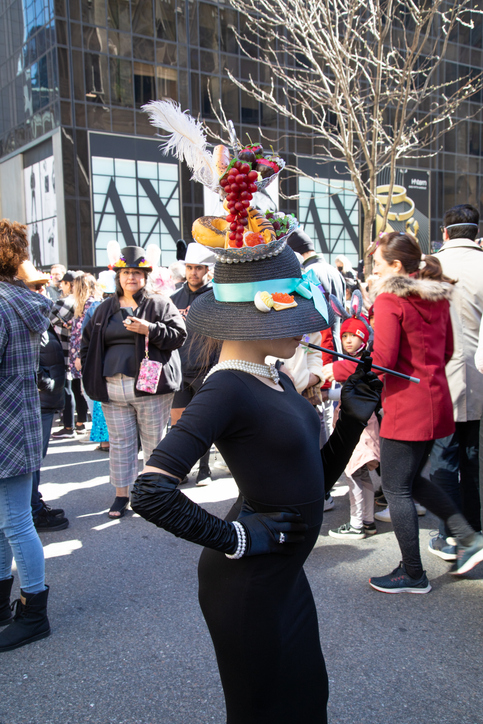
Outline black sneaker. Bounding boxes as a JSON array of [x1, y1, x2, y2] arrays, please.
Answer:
[[34, 510, 69, 532], [369, 562, 431, 594], [41, 500, 65, 518], [328, 522, 365, 540], [75, 424, 86, 433], [363, 522, 377, 536], [51, 427, 75, 439]]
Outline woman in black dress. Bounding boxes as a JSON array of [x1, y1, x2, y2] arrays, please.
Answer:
[[131, 243, 381, 723]]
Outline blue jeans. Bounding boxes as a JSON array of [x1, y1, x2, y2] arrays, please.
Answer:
[[31, 411, 55, 516], [430, 420, 481, 536], [0, 473, 45, 593]]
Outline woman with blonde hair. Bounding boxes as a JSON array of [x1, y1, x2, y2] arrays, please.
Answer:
[[69, 273, 100, 432]]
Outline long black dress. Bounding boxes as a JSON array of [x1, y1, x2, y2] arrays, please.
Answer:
[[147, 370, 328, 723]]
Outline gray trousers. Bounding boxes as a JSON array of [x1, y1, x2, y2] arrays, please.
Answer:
[[102, 375, 174, 490]]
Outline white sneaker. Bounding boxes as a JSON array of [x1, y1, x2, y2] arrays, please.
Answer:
[[374, 506, 391, 523], [414, 502, 426, 516], [77, 433, 94, 444], [324, 495, 334, 511]]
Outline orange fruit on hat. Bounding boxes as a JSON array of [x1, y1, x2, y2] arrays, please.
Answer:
[[245, 232, 264, 247]]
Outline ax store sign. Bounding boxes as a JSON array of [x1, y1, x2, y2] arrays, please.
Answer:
[[90, 133, 181, 267]]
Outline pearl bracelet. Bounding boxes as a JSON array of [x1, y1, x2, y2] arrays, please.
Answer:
[[225, 521, 247, 559]]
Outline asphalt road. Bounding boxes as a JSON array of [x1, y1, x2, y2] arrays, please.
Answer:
[[0, 431, 482, 724]]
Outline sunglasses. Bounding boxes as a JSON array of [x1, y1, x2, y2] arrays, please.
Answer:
[[28, 283, 46, 291]]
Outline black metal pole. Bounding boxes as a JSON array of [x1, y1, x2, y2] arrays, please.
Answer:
[[301, 342, 420, 384]]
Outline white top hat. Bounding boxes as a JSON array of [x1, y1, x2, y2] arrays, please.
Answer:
[[181, 243, 216, 267]]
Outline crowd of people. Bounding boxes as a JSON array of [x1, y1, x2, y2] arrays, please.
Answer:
[[1, 203, 483, 722]]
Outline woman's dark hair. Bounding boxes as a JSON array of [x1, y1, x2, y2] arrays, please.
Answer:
[[443, 204, 479, 241], [114, 268, 149, 296], [378, 232, 455, 283], [195, 336, 222, 378], [0, 219, 29, 282]]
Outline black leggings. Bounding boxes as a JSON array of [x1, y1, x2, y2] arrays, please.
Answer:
[[71, 378, 88, 425], [381, 438, 475, 578]]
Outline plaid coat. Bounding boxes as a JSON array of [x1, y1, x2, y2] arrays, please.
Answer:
[[50, 295, 74, 379], [0, 282, 52, 478]]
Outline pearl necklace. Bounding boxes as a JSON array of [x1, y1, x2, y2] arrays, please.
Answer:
[[204, 359, 280, 385]]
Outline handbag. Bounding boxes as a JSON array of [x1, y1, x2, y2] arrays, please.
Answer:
[[302, 383, 323, 406], [136, 335, 163, 394]]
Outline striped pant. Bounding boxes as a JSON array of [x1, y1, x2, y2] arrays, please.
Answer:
[[102, 375, 174, 490]]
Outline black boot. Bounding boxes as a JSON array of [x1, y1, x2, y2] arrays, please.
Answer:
[[0, 586, 50, 652], [0, 577, 14, 626]]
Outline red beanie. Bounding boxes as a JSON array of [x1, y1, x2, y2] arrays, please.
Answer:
[[340, 317, 370, 347]]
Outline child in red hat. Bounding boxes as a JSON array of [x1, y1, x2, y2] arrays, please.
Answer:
[[325, 299, 380, 540]]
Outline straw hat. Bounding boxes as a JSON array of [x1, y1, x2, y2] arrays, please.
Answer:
[[17, 260, 50, 286], [186, 245, 334, 340]]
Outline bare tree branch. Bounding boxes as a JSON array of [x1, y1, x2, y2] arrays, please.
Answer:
[[215, 0, 483, 254]]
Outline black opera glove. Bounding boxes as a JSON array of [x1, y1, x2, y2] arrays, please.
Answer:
[[340, 359, 383, 425], [237, 500, 308, 556], [131, 473, 307, 557], [131, 473, 238, 554]]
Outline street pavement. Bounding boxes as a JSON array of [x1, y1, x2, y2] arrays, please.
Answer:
[[0, 430, 482, 724]]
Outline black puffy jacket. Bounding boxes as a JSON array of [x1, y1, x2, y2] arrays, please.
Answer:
[[38, 325, 66, 412]]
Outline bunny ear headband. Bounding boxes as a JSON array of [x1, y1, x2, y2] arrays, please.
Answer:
[[329, 290, 373, 345], [329, 294, 350, 321]]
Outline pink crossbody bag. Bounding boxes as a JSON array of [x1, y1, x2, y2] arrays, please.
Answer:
[[136, 335, 163, 394]]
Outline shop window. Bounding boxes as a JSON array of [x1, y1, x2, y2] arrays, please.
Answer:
[[82, 0, 107, 26], [110, 58, 133, 106], [85, 53, 109, 105], [108, 0, 131, 32], [240, 89, 259, 125], [131, 1, 154, 36], [219, 7, 237, 54], [133, 36, 155, 62], [156, 42, 177, 66], [156, 66, 178, 101], [199, 3, 218, 50], [155, 0, 177, 42], [134, 62, 156, 108]]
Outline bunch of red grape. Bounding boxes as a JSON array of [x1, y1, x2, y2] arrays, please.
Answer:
[[220, 161, 258, 248]]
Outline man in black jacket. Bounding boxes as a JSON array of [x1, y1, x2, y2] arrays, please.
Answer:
[[170, 244, 218, 486]]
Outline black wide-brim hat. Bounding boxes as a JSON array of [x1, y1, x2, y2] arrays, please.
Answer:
[[186, 244, 334, 340], [113, 246, 153, 272]]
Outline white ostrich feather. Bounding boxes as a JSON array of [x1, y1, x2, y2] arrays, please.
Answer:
[[142, 100, 218, 189], [107, 239, 122, 266]]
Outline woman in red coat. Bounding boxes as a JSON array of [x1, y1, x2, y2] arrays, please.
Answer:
[[325, 232, 483, 591]]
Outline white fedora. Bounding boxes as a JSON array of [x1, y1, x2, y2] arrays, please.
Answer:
[[180, 242, 216, 267]]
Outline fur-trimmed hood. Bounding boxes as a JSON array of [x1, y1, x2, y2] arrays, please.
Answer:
[[371, 274, 453, 302]]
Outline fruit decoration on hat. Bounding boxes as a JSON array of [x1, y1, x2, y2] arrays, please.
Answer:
[[142, 100, 297, 258]]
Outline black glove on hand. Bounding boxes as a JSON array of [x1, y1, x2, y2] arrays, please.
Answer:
[[237, 500, 307, 556], [340, 359, 383, 425]]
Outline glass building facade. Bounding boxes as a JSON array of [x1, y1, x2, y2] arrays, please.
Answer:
[[0, 0, 482, 269]]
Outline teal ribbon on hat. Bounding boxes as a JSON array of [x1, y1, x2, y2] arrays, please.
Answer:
[[212, 268, 329, 323]]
